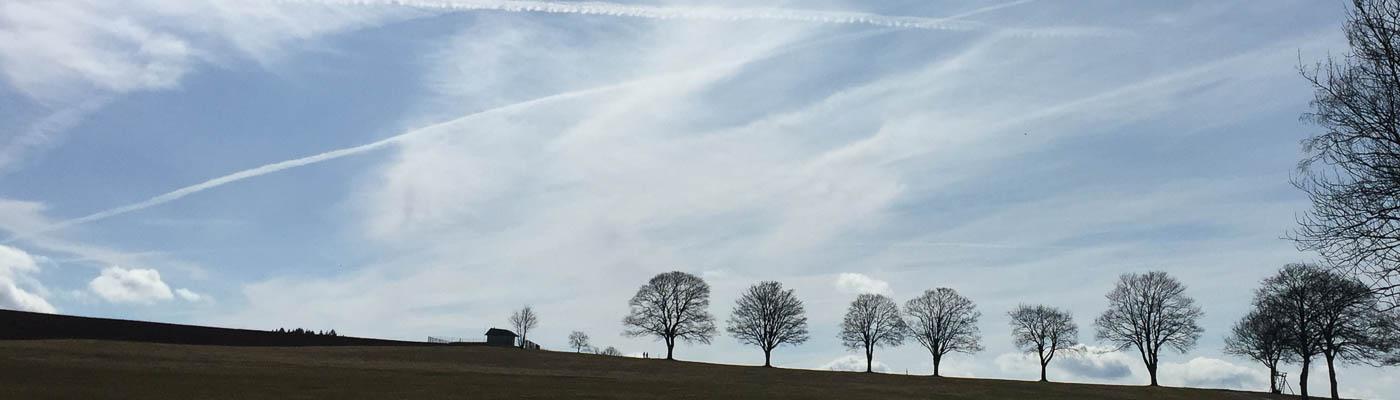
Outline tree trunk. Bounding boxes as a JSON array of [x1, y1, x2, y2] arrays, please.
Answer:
[[865, 346, 874, 373], [1039, 362, 1047, 382], [1326, 353, 1339, 399], [1147, 362, 1158, 387], [764, 348, 772, 368], [1300, 357, 1311, 400], [1269, 365, 1278, 394], [666, 338, 675, 361], [933, 356, 941, 377]]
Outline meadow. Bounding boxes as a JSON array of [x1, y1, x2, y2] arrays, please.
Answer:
[[0, 339, 1292, 400]]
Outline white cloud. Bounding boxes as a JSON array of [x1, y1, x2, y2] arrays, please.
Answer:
[[174, 288, 206, 302], [993, 346, 1140, 384], [0, 198, 210, 280], [0, 244, 56, 313], [88, 266, 175, 304], [0, 0, 415, 103], [995, 347, 1269, 391], [1057, 345, 1134, 380], [0, 243, 38, 276], [0, 1, 191, 103], [0, 279, 55, 313], [820, 354, 891, 373], [0, 0, 423, 173], [834, 273, 890, 295], [1158, 357, 1267, 391]]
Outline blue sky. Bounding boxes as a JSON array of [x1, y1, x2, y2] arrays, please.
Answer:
[[1, 0, 1395, 398]]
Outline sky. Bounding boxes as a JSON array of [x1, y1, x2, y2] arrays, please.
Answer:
[[0, 0, 1396, 398]]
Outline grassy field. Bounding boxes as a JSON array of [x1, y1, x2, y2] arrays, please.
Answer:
[[0, 339, 1289, 399]]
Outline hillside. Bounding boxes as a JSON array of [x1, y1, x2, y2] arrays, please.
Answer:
[[0, 309, 441, 346], [0, 310, 1289, 399], [0, 339, 1290, 400]]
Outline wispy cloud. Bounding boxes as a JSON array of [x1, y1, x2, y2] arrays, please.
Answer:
[[313, 0, 1103, 37], [0, 0, 423, 176], [8, 26, 883, 240]]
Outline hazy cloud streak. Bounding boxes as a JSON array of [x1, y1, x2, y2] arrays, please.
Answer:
[[7, 29, 878, 239], [311, 0, 1110, 37]]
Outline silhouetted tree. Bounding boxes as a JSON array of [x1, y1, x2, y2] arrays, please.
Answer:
[[1259, 264, 1328, 399], [1008, 304, 1079, 382], [904, 288, 983, 377], [1312, 266, 1391, 399], [1224, 306, 1292, 394], [601, 346, 623, 356], [726, 281, 810, 367], [1257, 264, 1397, 399], [510, 306, 539, 348], [569, 331, 591, 353], [622, 271, 717, 360], [1094, 271, 1204, 387], [1293, 0, 1400, 315], [839, 293, 905, 373]]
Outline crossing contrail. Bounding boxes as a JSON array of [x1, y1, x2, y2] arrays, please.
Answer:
[[3, 83, 619, 242], [4, 29, 890, 242], [308, 0, 1112, 37]]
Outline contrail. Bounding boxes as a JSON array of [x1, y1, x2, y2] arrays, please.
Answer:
[[942, 0, 1035, 20], [5, 29, 888, 242], [307, 0, 1112, 37], [3, 83, 620, 241]]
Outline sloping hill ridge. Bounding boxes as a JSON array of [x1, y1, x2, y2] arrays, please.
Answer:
[[0, 309, 442, 346], [0, 340, 1292, 400], [0, 310, 1288, 399]]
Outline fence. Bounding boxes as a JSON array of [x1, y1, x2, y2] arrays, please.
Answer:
[[422, 335, 484, 345]]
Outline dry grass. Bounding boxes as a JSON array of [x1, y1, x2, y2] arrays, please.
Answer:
[[0, 340, 1287, 399]]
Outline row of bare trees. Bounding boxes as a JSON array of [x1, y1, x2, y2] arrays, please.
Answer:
[[504, 308, 628, 355], [613, 270, 1222, 388], [834, 271, 1204, 386], [837, 290, 982, 376], [521, 268, 1390, 396], [566, 331, 624, 356], [1224, 264, 1397, 399]]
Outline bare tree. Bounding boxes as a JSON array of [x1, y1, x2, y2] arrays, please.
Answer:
[[1256, 264, 1395, 399], [1008, 304, 1079, 382], [725, 281, 810, 367], [1313, 266, 1392, 399], [1094, 271, 1204, 387], [622, 271, 717, 360], [569, 331, 591, 353], [904, 288, 983, 377], [1224, 306, 1292, 394], [839, 293, 906, 373], [510, 306, 539, 348], [600, 346, 623, 356], [1292, 0, 1400, 315], [1259, 264, 1328, 399]]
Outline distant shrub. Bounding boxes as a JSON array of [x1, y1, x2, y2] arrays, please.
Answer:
[[273, 328, 338, 337]]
